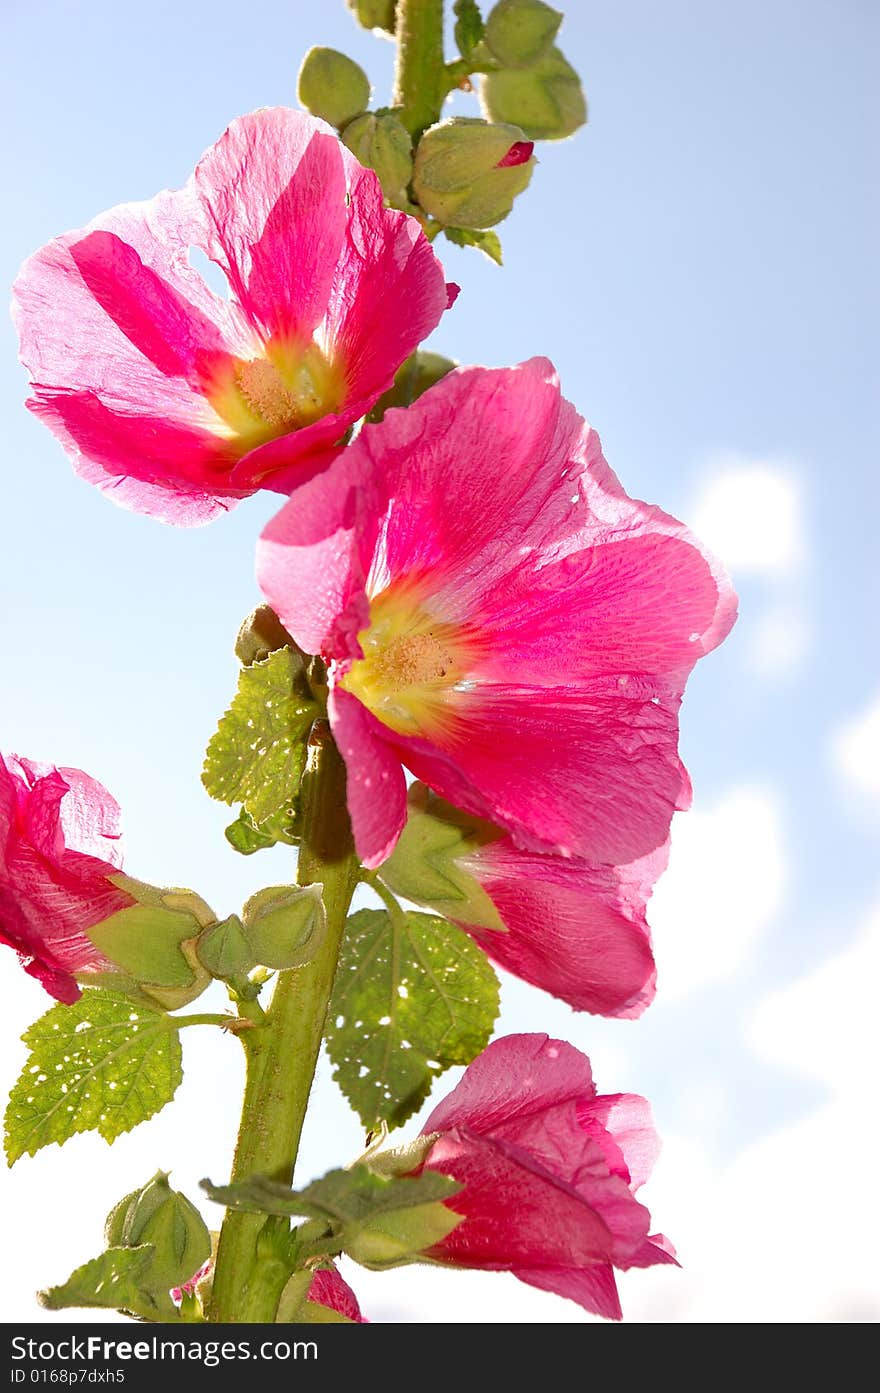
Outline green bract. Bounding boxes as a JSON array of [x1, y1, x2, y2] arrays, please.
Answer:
[[484, 0, 562, 67], [104, 1172, 211, 1295], [297, 47, 371, 128], [481, 44, 587, 139], [413, 116, 535, 228], [87, 879, 214, 1010]]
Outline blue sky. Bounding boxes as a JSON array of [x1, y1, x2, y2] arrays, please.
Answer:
[[1, 0, 877, 1322]]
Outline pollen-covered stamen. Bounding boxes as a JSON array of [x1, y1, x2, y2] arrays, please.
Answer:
[[342, 588, 476, 737], [205, 340, 346, 446]]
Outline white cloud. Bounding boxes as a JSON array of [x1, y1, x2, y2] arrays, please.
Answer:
[[831, 692, 880, 802], [649, 786, 787, 1000], [689, 455, 803, 575], [746, 603, 811, 679]]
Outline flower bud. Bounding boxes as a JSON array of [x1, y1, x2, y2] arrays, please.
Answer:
[[104, 1173, 211, 1294], [234, 604, 299, 667], [412, 117, 535, 229], [484, 0, 562, 68], [480, 45, 587, 140], [342, 112, 413, 203], [241, 883, 327, 971], [345, 1201, 461, 1268], [195, 913, 255, 982], [297, 47, 371, 130], [346, 0, 397, 35], [87, 878, 214, 1010], [380, 784, 506, 932]]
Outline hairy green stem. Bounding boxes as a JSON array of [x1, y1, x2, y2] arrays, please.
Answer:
[[208, 722, 358, 1322], [394, 0, 447, 137]]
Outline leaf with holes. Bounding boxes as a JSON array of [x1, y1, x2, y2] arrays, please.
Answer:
[[202, 648, 317, 825], [4, 989, 182, 1165], [326, 909, 499, 1131]]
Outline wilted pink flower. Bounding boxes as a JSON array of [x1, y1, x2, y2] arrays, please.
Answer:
[[0, 753, 133, 1003], [13, 108, 453, 526], [258, 358, 736, 868], [382, 783, 665, 1017], [418, 1033, 676, 1320]]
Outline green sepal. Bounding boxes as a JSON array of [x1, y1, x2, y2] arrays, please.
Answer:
[[380, 782, 506, 932], [195, 914, 255, 982], [242, 884, 327, 971], [453, 0, 485, 59], [342, 111, 413, 203], [297, 47, 371, 129], [480, 44, 587, 140], [413, 116, 534, 228], [86, 885, 213, 1009], [4, 989, 182, 1165], [484, 0, 562, 67], [443, 225, 503, 264], [326, 907, 500, 1130], [368, 350, 456, 422]]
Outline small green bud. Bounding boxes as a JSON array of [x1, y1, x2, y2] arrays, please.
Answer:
[[369, 350, 456, 422], [345, 1201, 461, 1268], [234, 605, 300, 667], [297, 47, 371, 129], [412, 117, 535, 229], [104, 1173, 211, 1294], [342, 111, 413, 203], [346, 0, 397, 35], [484, 0, 562, 67], [241, 883, 327, 971], [381, 783, 506, 932], [481, 45, 587, 140], [195, 913, 255, 981], [87, 878, 214, 1009]]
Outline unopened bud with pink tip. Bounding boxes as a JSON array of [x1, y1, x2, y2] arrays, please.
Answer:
[[412, 117, 535, 229]]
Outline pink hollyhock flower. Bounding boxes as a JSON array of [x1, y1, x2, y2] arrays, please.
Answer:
[[0, 752, 134, 1003], [381, 783, 665, 1017], [258, 357, 736, 868], [13, 108, 453, 526], [306, 1265, 368, 1323], [417, 1033, 676, 1320]]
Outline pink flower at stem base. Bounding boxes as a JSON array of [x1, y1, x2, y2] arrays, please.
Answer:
[[258, 357, 736, 870], [417, 1033, 676, 1320], [0, 752, 134, 1003], [13, 108, 454, 526]]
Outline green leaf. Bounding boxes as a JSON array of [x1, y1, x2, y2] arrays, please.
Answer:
[[4, 989, 182, 1165], [443, 225, 503, 264], [224, 807, 298, 856], [326, 909, 499, 1130], [203, 1164, 458, 1222], [203, 648, 317, 826], [39, 1247, 161, 1315], [454, 0, 485, 59]]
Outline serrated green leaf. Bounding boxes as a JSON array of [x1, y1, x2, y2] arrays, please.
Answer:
[[444, 226, 503, 264], [203, 1164, 458, 1221], [454, 0, 485, 58], [326, 909, 499, 1130], [203, 649, 317, 825], [39, 1246, 167, 1318], [224, 807, 298, 856], [4, 990, 182, 1165]]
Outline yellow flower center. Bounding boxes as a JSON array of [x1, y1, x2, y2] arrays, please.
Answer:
[[205, 339, 346, 446], [342, 585, 475, 738]]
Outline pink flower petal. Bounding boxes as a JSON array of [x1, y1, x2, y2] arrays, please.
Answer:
[[328, 689, 408, 869], [513, 1262, 623, 1320], [307, 1266, 367, 1322]]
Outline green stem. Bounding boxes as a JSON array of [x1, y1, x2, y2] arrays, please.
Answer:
[[394, 0, 447, 137], [208, 722, 358, 1322]]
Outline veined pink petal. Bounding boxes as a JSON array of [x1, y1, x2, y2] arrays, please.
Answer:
[[14, 109, 452, 525], [328, 689, 408, 869], [415, 1035, 671, 1319], [258, 359, 734, 866], [0, 753, 133, 1002]]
